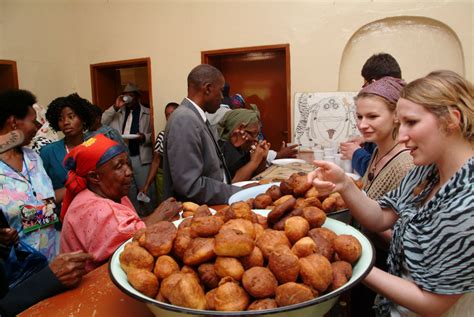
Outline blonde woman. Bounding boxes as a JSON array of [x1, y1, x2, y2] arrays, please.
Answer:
[[308, 70, 473, 316]]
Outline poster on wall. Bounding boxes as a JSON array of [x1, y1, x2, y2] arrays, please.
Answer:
[[293, 92, 358, 148]]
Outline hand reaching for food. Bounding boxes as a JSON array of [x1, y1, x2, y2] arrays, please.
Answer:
[[307, 161, 351, 196]]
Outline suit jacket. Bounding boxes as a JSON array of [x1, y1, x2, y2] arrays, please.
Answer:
[[101, 103, 152, 164], [163, 98, 240, 204]]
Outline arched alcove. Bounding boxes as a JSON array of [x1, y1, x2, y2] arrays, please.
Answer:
[[339, 17, 465, 91]]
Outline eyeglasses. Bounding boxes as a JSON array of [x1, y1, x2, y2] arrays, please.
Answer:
[[244, 129, 259, 139]]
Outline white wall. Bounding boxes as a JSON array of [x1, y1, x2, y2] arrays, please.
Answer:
[[1, 0, 472, 133]]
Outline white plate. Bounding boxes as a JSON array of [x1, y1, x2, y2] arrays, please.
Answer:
[[271, 158, 307, 166], [109, 212, 374, 317], [228, 183, 279, 204], [121, 134, 140, 140], [346, 172, 361, 180], [232, 181, 260, 187]]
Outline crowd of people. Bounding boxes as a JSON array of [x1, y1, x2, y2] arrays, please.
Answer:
[[0, 53, 472, 316]]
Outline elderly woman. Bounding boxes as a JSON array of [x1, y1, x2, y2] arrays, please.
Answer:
[[217, 106, 270, 183], [0, 90, 59, 286], [40, 93, 93, 204], [59, 134, 181, 272], [308, 70, 473, 316]]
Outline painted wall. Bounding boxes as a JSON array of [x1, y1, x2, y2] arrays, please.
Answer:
[[0, 0, 472, 135]]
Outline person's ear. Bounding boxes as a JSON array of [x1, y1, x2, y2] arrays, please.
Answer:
[[86, 170, 100, 185], [204, 82, 212, 95], [446, 108, 462, 132], [6, 116, 17, 130]]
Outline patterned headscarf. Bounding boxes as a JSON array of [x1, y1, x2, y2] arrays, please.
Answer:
[[217, 104, 261, 142], [358, 76, 406, 104], [60, 134, 126, 220], [230, 94, 245, 109]]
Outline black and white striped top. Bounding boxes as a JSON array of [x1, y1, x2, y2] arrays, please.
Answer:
[[153, 130, 165, 155], [376, 157, 474, 313]]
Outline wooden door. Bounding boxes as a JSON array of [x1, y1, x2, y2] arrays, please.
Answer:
[[202, 44, 291, 148], [0, 60, 19, 93]]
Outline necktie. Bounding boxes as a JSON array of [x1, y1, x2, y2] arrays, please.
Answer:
[[205, 120, 232, 184]]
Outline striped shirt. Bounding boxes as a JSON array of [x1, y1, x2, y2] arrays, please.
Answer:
[[153, 130, 165, 155], [375, 157, 474, 315]]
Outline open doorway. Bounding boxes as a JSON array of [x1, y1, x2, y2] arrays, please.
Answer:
[[0, 60, 19, 93], [202, 44, 291, 147], [90, 58, 154, 134]]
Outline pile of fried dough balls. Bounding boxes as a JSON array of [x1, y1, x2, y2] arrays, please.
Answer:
[[251, 172, 363, 217], [119, 194, 363, 312]]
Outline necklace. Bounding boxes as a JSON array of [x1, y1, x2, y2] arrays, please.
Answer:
[[367, 143, 399, 181]]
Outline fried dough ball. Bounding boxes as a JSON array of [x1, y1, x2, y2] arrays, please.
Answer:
[[160, 272, 184, 300], [132, 228, 146, 242], [138, 221, 177, 257], [155, 291, 168, 303], [268, 245, 300, 284], [329, 192, 346, 210], [120, 243, 155, 273], [220, 219, 255, 240], [127, 269, 159, 298], [284, 216, 310, 244], [215, 206, 228, 219], [291, 237, 316, 258], [311, 227, 337, 243], [279, 180, 293, 195], [265, 185, 282, 201], [183, 237, 216, 266], [225, 201, 253, 222], [193, 204, 212, 218], [240, 246, 264, 269], [214, 229, 254, 257], [304, 196, 323, 209], [333, 234, 362, 264], [198, 263, 220, 289], [273, 194, 294, 206], [242, 267, 278, 298], [183, 201, 200, 213], [303, 206, 327, 228], [329, 261, 353, 291], [178, 217, 193, 229], [308, 229, 334, 260], [181, 265, 199, 280], [167, 273, 207, 310], [299, 254, 333, 293], [248, 298, 278, 310], [190, 216, 224, 237], [215, 256, 244, 281], [353, 179, 364, 189], [291, 175, 313, 197], [275, 282, 316, 307], [295, 197, 308, 209], [182, 211, 194, 218], [256, 214, 268, 229], [305, 186, 319, 199], [173, 227, 193, 259], [253, 194, 273, 209], [206, 288, 217, 310], [253, 223, 265, 240], [256, 229, 291, 259], [321, 196, 337, 213], [273, 208, 303, 230], [214, 278, 249, 311], [153, 255, 180, 280], [268, 196, 296, 224]]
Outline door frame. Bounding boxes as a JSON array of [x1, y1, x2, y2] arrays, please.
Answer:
[[0, 60, 19, 91], [201, 44, 291, 142], [90, 57, 154, 135]]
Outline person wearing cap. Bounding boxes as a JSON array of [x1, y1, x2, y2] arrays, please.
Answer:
[[163, 64, 241, 205], [101, 83, 156, 216], [59, 134, 181, 272]]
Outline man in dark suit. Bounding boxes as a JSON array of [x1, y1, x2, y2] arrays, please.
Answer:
[[163, 64, 241, 204]]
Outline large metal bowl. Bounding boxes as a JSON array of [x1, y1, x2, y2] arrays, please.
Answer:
[[229, 183, 352, 223], [109, 210, 374, 317]]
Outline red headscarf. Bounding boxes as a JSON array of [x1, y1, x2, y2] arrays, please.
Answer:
[[60, 134, 126, 221]]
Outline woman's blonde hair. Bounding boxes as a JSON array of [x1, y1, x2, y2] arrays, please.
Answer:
[[400, 70, 474, 144]]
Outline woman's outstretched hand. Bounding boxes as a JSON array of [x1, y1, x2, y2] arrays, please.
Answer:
[[307, 160, 349, 196]]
